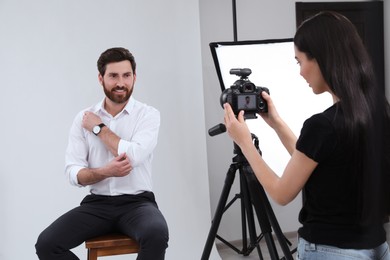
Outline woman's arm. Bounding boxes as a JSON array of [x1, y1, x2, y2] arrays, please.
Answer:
[[241, 142, 316, 205], [224, 103, 317, 205]]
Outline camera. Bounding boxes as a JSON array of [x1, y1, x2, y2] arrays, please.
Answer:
[[220, 68, 269, 119]]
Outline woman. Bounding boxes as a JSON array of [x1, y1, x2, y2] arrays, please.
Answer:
[[223, 11, 390, 259]]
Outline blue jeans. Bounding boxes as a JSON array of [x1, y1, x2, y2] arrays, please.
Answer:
[[297, 237, 390, 260]]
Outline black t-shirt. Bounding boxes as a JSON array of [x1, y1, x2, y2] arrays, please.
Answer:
[[296, 104, 386, 249]]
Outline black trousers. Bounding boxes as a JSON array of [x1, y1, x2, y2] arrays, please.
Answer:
[[35, 192, 169, 260]]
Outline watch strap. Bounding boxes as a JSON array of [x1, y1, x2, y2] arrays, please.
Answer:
[[93, 123, 106, 136]]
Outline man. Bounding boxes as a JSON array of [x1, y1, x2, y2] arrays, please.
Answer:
[[35, 47, 169, 260]]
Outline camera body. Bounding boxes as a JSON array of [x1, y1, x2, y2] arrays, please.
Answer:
[[220, 68, 269, 119]]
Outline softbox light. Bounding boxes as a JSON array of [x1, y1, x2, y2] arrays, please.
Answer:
[[209, 39, 332, 176]]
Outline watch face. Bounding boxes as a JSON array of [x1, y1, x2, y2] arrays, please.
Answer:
[[93, 125, 100, 135]]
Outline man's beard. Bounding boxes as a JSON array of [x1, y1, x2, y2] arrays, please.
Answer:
[[103, 82, 133, 104]]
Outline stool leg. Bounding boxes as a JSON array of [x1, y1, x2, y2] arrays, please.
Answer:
[[88, 249, 98, 260]]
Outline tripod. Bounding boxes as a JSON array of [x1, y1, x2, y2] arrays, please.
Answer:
[[201, 135, 295, 260]]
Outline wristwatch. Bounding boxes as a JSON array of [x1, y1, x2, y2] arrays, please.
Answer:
[[92, 123, 106, 136]]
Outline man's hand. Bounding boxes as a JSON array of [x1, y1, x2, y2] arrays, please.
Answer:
[[82, 111, 121, 158], [77, 153, 133, 186], [103, 153, 133, 177], [82, 111, 103, 132]]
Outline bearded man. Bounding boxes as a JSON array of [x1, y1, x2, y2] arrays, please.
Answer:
[[35, 47, 169, 260]]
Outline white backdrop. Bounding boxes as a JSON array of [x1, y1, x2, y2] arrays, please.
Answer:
[[0, 0, 220, 259]]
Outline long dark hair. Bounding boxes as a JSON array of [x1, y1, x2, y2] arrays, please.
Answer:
[[294, 11, 390, 224], [294, 11, 378, 137]]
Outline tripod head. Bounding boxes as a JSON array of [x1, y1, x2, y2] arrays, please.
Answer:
[[207, 122, 262, 163]]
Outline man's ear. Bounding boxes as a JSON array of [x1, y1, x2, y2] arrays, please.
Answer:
[[98, 73, 103, 85]]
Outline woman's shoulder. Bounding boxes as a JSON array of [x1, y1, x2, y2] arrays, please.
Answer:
[[304, 104, 339, 129]]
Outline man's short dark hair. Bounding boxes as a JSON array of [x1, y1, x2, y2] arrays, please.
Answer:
[[97, 47, 136, 76]]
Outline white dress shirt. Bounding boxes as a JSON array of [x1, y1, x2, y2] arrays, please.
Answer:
[[65, 97, 160, 196]]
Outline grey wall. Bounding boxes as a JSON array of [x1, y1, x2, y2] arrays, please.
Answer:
[[200, 0, 390, 243], [0, 0, 220, 259]]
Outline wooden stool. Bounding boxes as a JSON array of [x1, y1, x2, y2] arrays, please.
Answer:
[[85, 233, 139, 260]]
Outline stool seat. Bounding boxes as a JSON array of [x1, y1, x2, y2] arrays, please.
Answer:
[[85, 233, 139, 260]]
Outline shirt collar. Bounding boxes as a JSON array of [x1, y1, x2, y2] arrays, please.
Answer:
[[92, 96, 135, 116]]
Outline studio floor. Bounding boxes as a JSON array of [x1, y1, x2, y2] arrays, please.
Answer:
[[217, 232, 298, 260], [217, 225, 390, 259]]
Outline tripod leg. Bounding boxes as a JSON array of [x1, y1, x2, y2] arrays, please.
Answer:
[[239, 170, 264, 259], [262, 191, 294, 260], [245, 168, 294, 260], [243, 166, 279, 260], [239, 177, 249, 253], [201, 164, 238, 260]]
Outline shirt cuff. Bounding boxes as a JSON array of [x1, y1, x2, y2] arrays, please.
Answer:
[[69, 166, 84, 187], [118, 139, 130, 156]]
